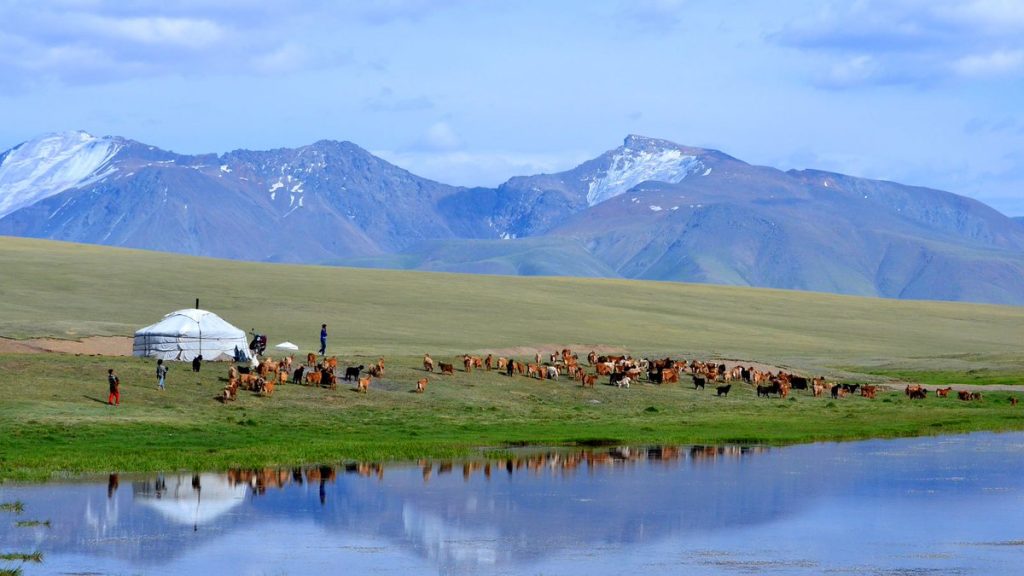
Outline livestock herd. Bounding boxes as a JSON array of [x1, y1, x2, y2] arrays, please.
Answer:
[[219, 353, 383, 402], [215, 347, 1010, 405]]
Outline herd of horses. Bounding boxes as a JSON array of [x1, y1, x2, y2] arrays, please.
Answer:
[[216, 347, 1007, 405]]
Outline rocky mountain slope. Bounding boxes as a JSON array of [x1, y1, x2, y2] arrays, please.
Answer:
[[2, 131, 1022, 304]]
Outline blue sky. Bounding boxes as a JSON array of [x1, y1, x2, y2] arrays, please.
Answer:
[[1, 0, 1022, 215]]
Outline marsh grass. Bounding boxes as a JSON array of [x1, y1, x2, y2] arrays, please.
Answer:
[[0, 554, 40, 563], [13, 521, 49, 528], [0, 503, 23, 514]]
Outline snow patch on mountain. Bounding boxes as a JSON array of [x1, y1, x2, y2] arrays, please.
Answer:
[[0, 131, 121, 218], [586, 146, 703, 206]]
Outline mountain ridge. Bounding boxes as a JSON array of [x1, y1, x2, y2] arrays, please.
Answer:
[[1, 130, 1022, 305]]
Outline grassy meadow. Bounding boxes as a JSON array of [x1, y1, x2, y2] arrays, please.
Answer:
[[1, 236, 1023, 481]]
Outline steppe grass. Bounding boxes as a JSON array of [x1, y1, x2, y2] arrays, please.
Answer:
[[851, 368, 1024, 387], [1, 353, 1022, 482], [1, 237, 1022, 367], [2, 237, 1023, 481]]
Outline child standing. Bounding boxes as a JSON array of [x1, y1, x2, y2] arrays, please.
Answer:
[[156, 359, 168, 390], [107, 368, 120, 406]]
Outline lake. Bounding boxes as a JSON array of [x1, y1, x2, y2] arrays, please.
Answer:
[[2, 432, 1023, 575]]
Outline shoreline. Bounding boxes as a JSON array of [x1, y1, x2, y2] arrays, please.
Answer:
[[6, 429, 1022, 486], [1, 352, 1022, 483]]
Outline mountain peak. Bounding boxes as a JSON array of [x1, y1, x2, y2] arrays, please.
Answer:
[[623, 134, 683, 152], [584, 136, 706, 206], [14, 130, 103, 151], [0, 130, 121, 219]]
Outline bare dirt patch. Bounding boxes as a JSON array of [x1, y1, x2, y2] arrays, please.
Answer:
[[0, 336, 132, 356]]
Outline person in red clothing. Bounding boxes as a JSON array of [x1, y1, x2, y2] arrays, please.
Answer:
[[107, 368, 121, 406]]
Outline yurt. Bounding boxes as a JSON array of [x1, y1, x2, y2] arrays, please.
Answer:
[[133, 473, 248, 527], [133, 309, 250, 362]]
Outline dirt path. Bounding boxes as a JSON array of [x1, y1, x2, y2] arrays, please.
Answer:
[[0, 336, 132, 356]]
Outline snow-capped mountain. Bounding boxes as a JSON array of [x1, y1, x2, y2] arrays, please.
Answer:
[[2, 132, 1023, 305], [0, 131, 121, 218], [476, 135, 732, 240], [585, 135, 705, 206]]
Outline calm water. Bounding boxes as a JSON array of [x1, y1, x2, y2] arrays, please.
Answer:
[[2, 433, 1024, 575]]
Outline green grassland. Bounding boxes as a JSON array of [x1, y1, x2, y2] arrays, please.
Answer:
[[1, 236, 1023, 481], [2, 353, 1022, 482], [848, 367, 1024, 387]]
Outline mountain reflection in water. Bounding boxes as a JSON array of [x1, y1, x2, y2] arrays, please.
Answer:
[[222, 444, 766, 500], [2, 435, 1023, 575]]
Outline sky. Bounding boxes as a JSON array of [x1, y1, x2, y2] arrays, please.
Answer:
[[0, 0, 1022, 216]]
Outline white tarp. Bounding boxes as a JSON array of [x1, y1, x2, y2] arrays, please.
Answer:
[[275, 341, 299, 351], [133, 309, 250, 362]]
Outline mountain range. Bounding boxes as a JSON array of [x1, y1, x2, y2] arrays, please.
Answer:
[[2, 131, 1023, 305]]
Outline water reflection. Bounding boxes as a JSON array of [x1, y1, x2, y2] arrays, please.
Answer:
[[218, 444, 767, 502], [134, 473, 247, 529], [2, 434, 1023, 575]]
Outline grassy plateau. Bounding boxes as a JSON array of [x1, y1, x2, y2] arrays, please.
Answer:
[[1, 236, 1023, 481]]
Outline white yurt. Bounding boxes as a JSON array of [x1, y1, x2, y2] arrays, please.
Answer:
[[133, 309, 250, 362], [133, 473, 248, 527]]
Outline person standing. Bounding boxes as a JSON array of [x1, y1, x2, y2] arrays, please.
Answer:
[[319, 323, 327, 356], [156, 359, 168, 390], [107, 368, 120, 406]]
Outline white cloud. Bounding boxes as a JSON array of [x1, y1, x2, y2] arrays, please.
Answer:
[[0, 1, 461, 88], [825, 55, 880, 87], [421, 122, 463, 151], [937, 0, 1024, 32], [250, 43, 315, 74], [79, 15, 225, 48], [772, 0, 1024, 87], [952, 49, 1024, 77]]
